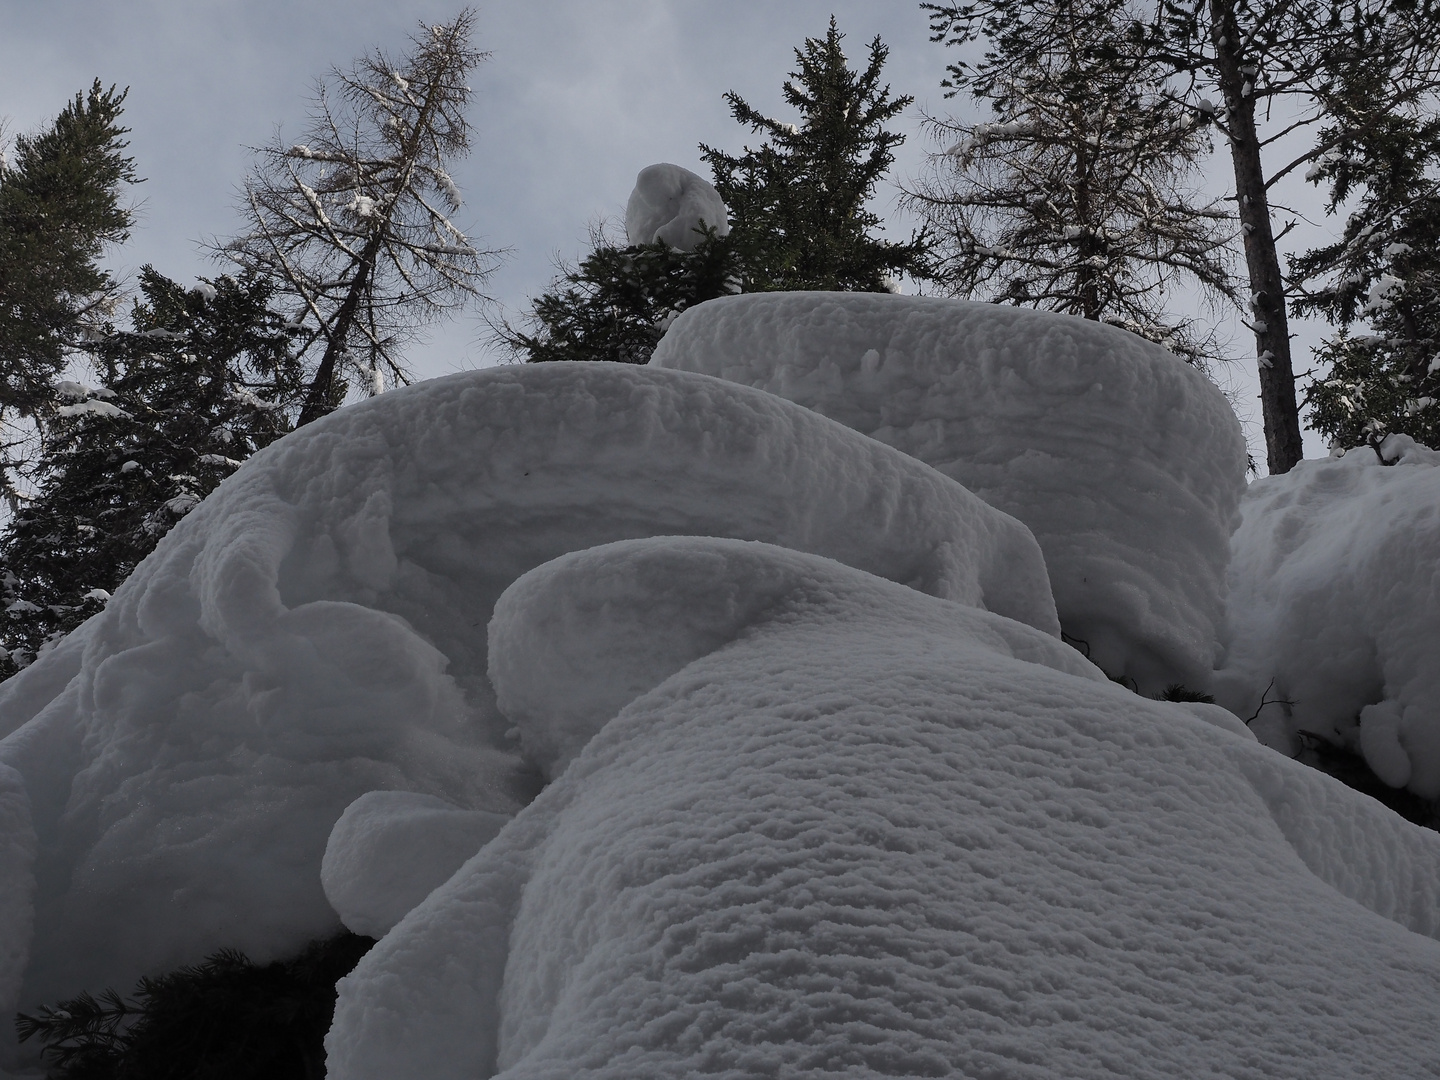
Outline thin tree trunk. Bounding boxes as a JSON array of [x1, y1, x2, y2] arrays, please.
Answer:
[[296, 231, 382, 427], [1211, 0, 1304, 473]]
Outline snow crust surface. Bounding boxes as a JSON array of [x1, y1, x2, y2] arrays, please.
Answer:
[[651, 292, 1249, 691], [624, 163, 730, 251], [1216, 435, 1440, 796], [329, 536, 1440, 1080], [0, 362, 1053, 1035]]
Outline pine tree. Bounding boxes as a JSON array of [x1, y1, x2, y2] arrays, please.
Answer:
[[222, 9, 499, 426], [16, 933, 373, 1080], [0, 268, 302, 675], [0, 81, 137, 501], [499, 226, 741, 365], [700, 17, 930, 292], [910, 0, 1238, 369], [1289, 20, 1440, 451]]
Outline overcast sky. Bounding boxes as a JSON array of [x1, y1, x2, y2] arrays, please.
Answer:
[[2, 0, 1335, 462]]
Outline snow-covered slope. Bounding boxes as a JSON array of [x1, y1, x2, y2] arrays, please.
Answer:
[[651, 292, 1249, 692], [0, 362, 1053, 1033], [328, 536, 1440, 1080], [1216, 434, 1440, 797]]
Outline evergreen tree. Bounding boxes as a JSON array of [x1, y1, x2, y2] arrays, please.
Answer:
[[16, 933, 373, 1080], [1290, 21, 1440, 451], [0, 81, 137, 500], [500, 226, 740, 365], [910, 0, 1238, 369], [701, 17, 930, 292], [0, 268, 302, 675], [223, 9, 499, 426]]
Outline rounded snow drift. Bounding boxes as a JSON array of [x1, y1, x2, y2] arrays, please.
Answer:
[[322, 791, 508, 939], [652, 291, 1249, 691], [1216, 435, 1440, 797], [0, 361, 1055, 1023]]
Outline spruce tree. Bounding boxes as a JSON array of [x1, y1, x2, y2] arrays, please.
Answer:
[[0, 81, 137, 500], [508, 20, 928, 367], [910, 0, 1238, 369], [701, 17, 930, 292], [500, 227, 740, 365], [0, 268, 302, 675], [1289, 23, 1440, 451]]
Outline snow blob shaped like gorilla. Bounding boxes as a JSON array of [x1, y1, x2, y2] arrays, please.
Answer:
[[624, 163, 730, 251]]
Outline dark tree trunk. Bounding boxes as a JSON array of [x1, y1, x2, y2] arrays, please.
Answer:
[[1211, 0, 1305, 473], [295, 233, 381, 428]]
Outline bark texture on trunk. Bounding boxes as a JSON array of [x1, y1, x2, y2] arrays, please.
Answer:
[[1211, 0, 1305, 474]]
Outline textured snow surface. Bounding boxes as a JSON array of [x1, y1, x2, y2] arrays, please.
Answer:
[[0, 362, 1053, 1036], [329, 537, 1440, 1080], [624, 163, 730, 251], [322, 791, 508, 939], [651, 292, 1249, 692], [1216, 435, 1440, 797]]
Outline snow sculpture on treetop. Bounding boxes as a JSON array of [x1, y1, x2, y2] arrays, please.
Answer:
[[651, 291, 1249, 693], [1216, 434, 1440, 799], [0, 362, 1054, 1045], [624, 164, 730, 251], [327, 535, 1440, 1080]]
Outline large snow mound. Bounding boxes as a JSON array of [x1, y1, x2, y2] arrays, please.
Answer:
[[0, 362, 1054, 1033], [1216, 434, 1440, 797], [329, 536, 1440, 1080], [651, 292, 1249, 692], [624, 163, 730, 251]]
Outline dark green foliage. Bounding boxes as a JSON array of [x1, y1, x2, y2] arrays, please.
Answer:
[[15, 933, 375, 1080], [700, 17, 930, 292], [1159, 684, 1216, 703], [0, 81, 137, 422], [0, 267, 302, 676], [502, 228, 741, 365], [1290, 15, 1440, 451], [510, 19, 928, 365]]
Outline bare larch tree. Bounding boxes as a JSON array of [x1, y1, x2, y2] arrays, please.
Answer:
[[223, 8, 500, 426]]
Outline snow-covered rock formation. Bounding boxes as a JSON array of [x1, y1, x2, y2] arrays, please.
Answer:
[[328, 536, 1440, 1080], [0, 362, 1052, 1037], [1216, 434, 1440, 797], [651, 292, 1249, 692], [624, 163, 729, 251]]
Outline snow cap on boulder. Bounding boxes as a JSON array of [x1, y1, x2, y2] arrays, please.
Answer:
[[624, 163, 729, 251], [651, 291, 1249, 692]]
